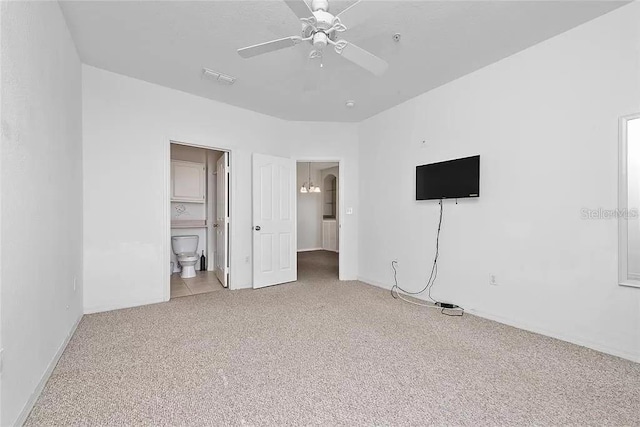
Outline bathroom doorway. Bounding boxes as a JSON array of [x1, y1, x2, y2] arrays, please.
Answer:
[[168, 142, 231, 299], [296, 161, 340, 281]]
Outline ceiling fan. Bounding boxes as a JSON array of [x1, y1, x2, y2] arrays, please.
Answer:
[[237, 0, 388, 77]]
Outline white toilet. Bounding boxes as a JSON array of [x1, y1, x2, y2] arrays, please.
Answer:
[[171, 235, 199, 279]]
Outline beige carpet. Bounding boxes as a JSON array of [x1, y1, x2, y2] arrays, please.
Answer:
[[26, 251, 640, 425]]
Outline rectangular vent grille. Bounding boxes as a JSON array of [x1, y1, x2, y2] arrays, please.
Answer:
[[202, 68, 236, 85]]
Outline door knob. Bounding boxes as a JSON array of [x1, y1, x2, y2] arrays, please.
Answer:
[[255, 226, 261, 231]]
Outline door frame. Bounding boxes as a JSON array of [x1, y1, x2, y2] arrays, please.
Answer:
[[163, 139, 235, 301], [294, 158, 345, 280]]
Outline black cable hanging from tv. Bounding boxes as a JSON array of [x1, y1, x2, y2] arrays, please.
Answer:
[[390, 199, 464, 316]]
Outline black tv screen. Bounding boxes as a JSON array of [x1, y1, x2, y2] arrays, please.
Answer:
[[416, 155, 480, 200]]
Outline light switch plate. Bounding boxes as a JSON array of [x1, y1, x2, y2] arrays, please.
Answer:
[[346, 208, 353, 215]]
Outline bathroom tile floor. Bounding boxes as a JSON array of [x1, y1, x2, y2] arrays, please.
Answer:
[[170, 271, 225, 298]]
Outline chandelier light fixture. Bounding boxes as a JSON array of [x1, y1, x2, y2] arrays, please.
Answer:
[[300, 162, 321, 193]]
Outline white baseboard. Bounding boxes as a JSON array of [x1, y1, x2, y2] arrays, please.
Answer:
[[358, 276, 391, 291], [357, 276, 640, 363], [466, 308, 640, 363], [83, 296, 166, 314], [13, 315, 83, 426]]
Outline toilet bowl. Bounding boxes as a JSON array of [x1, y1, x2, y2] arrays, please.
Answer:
[[171, 235, 199, 279]]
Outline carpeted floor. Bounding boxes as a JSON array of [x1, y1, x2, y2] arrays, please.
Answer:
[[26, 250, 640, 425]]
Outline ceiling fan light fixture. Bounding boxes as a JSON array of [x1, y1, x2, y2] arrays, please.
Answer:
[[345, 100, 355, 108]]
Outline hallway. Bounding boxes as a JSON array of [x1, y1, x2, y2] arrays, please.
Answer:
[[297, 250, 339, 282]]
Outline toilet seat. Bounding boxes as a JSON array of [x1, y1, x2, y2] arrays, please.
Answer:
[[176, 253, 198, 262]]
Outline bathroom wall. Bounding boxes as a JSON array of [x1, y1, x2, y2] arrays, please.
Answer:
[[1, 2, 83, 424], [171, 143, 207, 164]]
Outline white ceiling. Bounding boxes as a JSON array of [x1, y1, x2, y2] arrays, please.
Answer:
[[60, 0, 626, 122]]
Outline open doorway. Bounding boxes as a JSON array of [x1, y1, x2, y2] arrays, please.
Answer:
[[169, 142, 230, 298], [296, 161, 340, 280]]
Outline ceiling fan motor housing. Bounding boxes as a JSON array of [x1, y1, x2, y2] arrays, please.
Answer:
[[311, 0, 329, 12], [303, 9, 338, 42]]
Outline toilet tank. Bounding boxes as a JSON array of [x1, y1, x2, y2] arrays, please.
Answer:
[[171, 235, 199, 254]]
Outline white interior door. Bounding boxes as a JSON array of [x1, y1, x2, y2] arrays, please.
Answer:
[[215, 152, 229, 287], [252, 153, 297, 288]]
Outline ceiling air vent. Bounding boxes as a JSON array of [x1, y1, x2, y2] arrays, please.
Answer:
[[202, 68, 236, 85]]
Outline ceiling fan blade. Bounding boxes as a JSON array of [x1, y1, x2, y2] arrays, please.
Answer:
[[284, 0, 314, 19], [334, 0, 387, 31], [237, 36, 302, 58], [335, 41, 388, 76]]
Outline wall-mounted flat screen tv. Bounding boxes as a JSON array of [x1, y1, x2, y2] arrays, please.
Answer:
[[416, 155, 480, 200]]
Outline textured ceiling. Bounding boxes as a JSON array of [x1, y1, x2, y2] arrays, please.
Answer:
[[60, 0, 627, 122]]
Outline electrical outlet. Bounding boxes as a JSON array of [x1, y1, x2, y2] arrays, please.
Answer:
[[346, 207, 353, 215], [489, 274, 498, 286], [245, 256, 250, 264]]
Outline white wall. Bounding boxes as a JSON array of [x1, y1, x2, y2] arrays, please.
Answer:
[[297, 164, 322, 251], [82, 66, 358, 312], [358, 3, 640, 362], [1, 2, 83, 425]]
